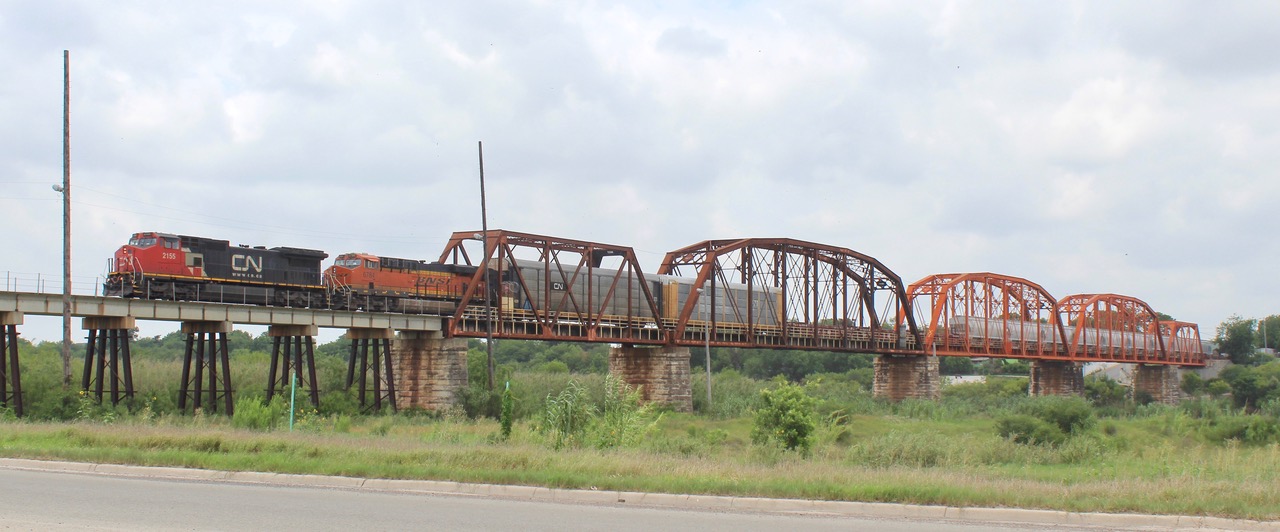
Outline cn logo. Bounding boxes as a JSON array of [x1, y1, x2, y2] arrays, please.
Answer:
[[231, 254, 264, 273]]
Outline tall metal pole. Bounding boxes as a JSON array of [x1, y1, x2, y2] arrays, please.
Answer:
[[705, 305, 711, 409], [479, 141, 494, 390], [61, 50, 73, 387]]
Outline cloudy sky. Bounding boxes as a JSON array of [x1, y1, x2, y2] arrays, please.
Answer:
[[2, 1, 1277, 343]]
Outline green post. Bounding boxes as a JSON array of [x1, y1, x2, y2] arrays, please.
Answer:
[[289, 371, 297, 431]]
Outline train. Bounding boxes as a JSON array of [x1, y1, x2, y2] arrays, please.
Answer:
[[103, 231, 783, 328]]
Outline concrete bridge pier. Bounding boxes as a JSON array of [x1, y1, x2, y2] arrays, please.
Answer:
[[1, 311, 23, 417], [391, 332, 467, 412], [346, 328, 397, 412], [178, 321, 234, 415], [81, 316, 136, 405], [1132, 364, 1181, 405], [608, 345, 692, 412], [266, 325, 320, 408], [1028, 360, 1084, 397], [873, 355, 940, 401]]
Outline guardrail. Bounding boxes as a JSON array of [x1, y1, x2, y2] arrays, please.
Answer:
[[2, 271, 106, 297]]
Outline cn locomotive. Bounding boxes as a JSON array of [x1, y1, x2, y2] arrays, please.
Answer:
[[105, 232, 329, 307]]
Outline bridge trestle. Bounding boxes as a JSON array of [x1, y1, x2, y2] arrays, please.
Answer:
[[81, 316, 136, 406], [266, 325, 320, 409], [1, 312, 23, 417], [178, 321, 234, 415], [346, 328, 397, 412]]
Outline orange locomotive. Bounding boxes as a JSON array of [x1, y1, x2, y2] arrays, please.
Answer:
[[323, 252, 479, 313]]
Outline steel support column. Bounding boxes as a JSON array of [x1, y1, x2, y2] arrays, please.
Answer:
[[80, 316, 135, 405], [1, 312, 23, 417], [178, 321, 234, 415], [266, 325, 320, 408], [346, 328, 397, 412]]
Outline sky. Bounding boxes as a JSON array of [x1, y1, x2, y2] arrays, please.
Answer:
[[2, 1, 1278, 344]]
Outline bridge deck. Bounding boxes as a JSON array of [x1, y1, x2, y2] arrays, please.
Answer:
[[0, 291, 442, 332]]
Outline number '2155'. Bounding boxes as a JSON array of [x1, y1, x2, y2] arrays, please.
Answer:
[[162, 252, 177, 260]]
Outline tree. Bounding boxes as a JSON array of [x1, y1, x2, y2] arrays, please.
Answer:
[[1216, 315, 1258, 365], [751, 380, 817, 453], [940, 357, 975, 375], [1219, 364, 1280, 411]]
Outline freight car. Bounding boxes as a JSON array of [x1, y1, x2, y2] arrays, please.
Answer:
[[500, 259, 784, 327], [104, 231, 328, 307]]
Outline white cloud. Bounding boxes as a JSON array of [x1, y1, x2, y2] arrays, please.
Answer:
[[2, 1, 1278, 342]]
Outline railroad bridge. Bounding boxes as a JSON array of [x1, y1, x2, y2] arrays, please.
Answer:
[[0, 230, 1207, 417]]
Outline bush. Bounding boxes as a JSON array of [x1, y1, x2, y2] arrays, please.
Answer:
[[231, 396, 287, 431], [538, 380, 594, 450], [1202, 415, 1280, 446], [1025, 397, 1095, 435], [751, 380, 817, 453], [593, 375, 659, 449], [692, 369, 764, 419], [996, 414, 1066, 446], [499, 383, 514, 440]]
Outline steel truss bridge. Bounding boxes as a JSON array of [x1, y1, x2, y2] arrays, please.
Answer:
[[438, 230, 1206, 366], [0, 229, 1208, 417]]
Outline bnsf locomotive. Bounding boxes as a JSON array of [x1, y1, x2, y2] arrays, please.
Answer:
[[104, 232, 784, 328]]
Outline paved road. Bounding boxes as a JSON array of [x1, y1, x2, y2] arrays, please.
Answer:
[[0, 467, 1187, 532]]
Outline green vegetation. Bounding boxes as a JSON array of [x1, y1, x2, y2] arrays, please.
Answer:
[[751, 380, 817, 453], [3, 333, 1280, 520]]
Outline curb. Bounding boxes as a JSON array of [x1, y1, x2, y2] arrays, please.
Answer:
[[2, 457, 1276, 531]]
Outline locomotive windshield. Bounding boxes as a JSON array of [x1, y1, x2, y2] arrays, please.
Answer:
[[334, 258, 362, 268], [129, 236, 157, 248]]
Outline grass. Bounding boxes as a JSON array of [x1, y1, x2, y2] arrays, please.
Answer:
[[2, 412, 1278, 520], [6, 343, 1279, 521]]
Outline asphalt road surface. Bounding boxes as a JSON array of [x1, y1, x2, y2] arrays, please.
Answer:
[[0, 467, 1167, 531]]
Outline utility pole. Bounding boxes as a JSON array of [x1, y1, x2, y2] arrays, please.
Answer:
[[479, 141, 494, 390], [60, 49, 72, 387]]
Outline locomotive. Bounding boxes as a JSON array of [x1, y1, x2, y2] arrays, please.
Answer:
[[105, 232, 329, 307], [324, 252, 478, 313]]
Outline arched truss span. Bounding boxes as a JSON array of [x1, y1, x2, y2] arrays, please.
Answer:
[[1159, 320, 1208, 365], [905, 273, 1066, 358], [437, 230, 665, 344], [1055, 294, 1169, 363], [657, 238, 918, 352]]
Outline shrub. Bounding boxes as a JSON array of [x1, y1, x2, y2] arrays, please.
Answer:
[[751, 380, 817, 453], [1026, 397, 1095, 435], [538, 380, 594, 450], [1202, 415, 1280, 446], [499, 382, 514, 440], [231, 396, 287, 431], [593, 375, 659, 449], [996, 414, 1066, 446]]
